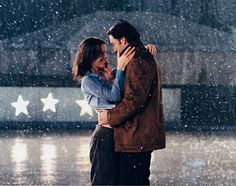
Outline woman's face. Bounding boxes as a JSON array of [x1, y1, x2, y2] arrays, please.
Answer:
[[91, 44, 107, 72]]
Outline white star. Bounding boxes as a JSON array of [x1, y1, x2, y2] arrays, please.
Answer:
[[75, 99, 94, 117], [41, 92, 59, 112], [11, 95, 30, 116]]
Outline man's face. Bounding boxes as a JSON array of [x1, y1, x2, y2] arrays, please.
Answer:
[[108, 35, 127, 55]]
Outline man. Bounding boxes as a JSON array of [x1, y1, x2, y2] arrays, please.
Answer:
[[99, 20, 166, 185]]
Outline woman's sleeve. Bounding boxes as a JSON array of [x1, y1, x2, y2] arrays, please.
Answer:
[[82, 69, 125, 103]]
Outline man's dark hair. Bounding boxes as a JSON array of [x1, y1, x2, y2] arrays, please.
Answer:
[[107, 20, 141, 44]]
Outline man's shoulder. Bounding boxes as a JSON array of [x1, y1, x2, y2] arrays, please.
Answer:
[[131, 52, 156, 69]]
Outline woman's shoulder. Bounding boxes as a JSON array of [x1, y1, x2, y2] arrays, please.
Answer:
[[81, 74, 93, 86], [81, 72, 103, 87]]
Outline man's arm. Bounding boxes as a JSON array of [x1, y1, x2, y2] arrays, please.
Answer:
[[106, 57, 157, 127]]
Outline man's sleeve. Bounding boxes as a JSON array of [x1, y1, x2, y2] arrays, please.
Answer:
[[107, 58, 156, 127]]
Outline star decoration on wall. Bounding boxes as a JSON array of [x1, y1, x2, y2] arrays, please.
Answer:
[[11, 95, 30, 116], [41, 92, 59, 112], [75, 99, 94, 117]]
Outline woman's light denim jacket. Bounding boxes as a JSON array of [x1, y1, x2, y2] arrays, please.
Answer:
[[81, 69, 125, 111]]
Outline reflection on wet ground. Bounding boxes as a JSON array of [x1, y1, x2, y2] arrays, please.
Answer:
[[0, 130, 235, 185]]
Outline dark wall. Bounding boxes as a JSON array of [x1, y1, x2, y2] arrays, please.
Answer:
[[0, 0, 235, 127], [0, 0, 125, 39], [0, 0, 235, 39], [180, 85, 236, 128]]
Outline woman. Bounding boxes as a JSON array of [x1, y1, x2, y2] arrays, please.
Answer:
[[72, 37, 156, 185]]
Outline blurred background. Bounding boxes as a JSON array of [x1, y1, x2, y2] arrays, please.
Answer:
[[0, 0, 236, 130], [1, 0, 236, 130]]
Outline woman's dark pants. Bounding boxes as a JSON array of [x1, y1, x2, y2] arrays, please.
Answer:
[[89, 125, 119, 185]]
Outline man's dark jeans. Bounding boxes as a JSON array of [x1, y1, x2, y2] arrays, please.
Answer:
[[119, 151, 152, 185]]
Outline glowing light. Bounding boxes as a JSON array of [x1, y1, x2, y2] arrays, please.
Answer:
[[11, 139, 28, 173], [40, 142, 57, 183], [76, 137, 90, 172]]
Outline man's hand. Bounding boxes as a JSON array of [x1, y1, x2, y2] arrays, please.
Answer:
[[98, 109, 108, 125]]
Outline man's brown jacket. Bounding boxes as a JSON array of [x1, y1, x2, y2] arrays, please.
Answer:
[[107, 47, 166, 152]]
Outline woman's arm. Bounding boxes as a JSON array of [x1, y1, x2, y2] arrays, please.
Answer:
[[82, 47, 135, 103], [82, 69, 125, 103], [145, 44, 157, 57]]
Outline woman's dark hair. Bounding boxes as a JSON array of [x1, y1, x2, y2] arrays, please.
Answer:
[[72, 37, 105, 80], [107, 20, 141, 44]]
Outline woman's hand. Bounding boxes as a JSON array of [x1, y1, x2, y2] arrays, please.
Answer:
[[145, 44, 157, 57], [117, 46, 135, 71], [103, 63, 114, 81]]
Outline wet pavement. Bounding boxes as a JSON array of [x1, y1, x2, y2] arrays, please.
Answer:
[[0, 130, 235, 185]]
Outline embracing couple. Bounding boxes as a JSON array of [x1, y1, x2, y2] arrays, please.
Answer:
[[72, 20, 166, 185]]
